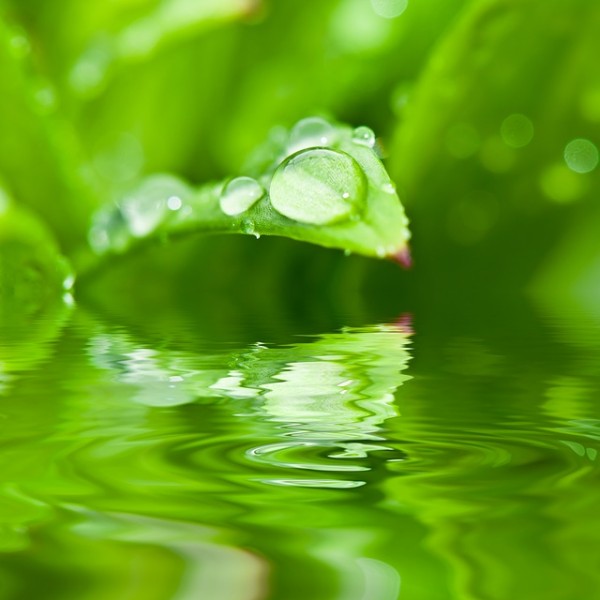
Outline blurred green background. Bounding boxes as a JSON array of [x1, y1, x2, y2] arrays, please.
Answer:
[[0, 0, 598, 316]]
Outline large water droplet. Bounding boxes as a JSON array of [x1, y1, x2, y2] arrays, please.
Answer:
[[288, 117, 335, 154], [352, 126, 376, 148], [219, 176, 265, 216], [564, 138, 599, 174], [270, 148, 367, 225], [121, 175, 191, 238]]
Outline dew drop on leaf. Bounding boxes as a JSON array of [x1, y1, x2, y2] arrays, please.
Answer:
[[269, 148, 366, 225], [241, 219, 256, 235], [219, 176, 265, 216], [352, 126, 376, 148], [121, 175, 191, 238], [89, 205, 129, 253], [287, 117, 335, 154]]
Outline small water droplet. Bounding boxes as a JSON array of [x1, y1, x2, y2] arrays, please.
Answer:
[[241, 219, 256, 235], [270, 148, 367, 225], [564, 138, 599, 174], [288, 117, 335, 154], [344, 249, 352, 257], [254, 232, 261, 239], [219, 176, 265, 216], [62, 274, 75, 291], [352, 126, 376, 148], [89, 205, 130, 253], [382, 182, 396, 194], [121, 175, 191, 238], [376, 246, 386, 258], [167, 196, 182, 211]]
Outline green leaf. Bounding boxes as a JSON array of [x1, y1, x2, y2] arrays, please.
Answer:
[[0, 17, 98, 251], [86, 117, 411, 270]]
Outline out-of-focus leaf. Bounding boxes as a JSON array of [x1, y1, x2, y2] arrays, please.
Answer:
[[0, 192, 72, 313], [391, 0, 600, 200], [0, 14, 98, 251], [68, 0, 257, 97], [85, 118, 410, 270], [0, 190, 72, 394], [386, 0, 600, 295]]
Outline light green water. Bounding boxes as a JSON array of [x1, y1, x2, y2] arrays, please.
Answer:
[[0, 294, 599, 600]]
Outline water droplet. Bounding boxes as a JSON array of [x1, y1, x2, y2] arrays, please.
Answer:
[[500, 114, 534, 148], [288, 117, 335, 154], [89, 205, 130, 253], [219, 176, 265, 216], [564, 138, 599, 174], [344, 249, 352, 257], [352, 126, 376, 148], [62, 274, 75, 291], [376, 246, 386, 258], [241, 219, 256, 235], [382, 182, 396, 194], [370, 0, 408, 19], [270, 148, 366, 225], [167, 196, 182, 211], [121, 175, 191, 238]]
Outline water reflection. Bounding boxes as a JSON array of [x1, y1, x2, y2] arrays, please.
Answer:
[[87, 322, 412, 488], [1, 306, 600, 599]]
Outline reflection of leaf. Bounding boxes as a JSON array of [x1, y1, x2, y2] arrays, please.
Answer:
[[0, 314, 412, 553], [0, 198, 72, 393], [86, 118, 410, 270]]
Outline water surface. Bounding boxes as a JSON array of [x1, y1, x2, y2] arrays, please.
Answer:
[[0, 296, 598, 600]]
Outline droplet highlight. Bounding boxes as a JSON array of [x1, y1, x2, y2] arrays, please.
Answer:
[[269, 148, 366, 225], [219, 177, 265, 216], [352, 126, 376, 148]]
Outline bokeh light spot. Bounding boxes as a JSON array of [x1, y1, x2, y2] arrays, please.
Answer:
[[540, 163, 588, 203], [564, 138, 599, 174], [500, 114, 534, 148]]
